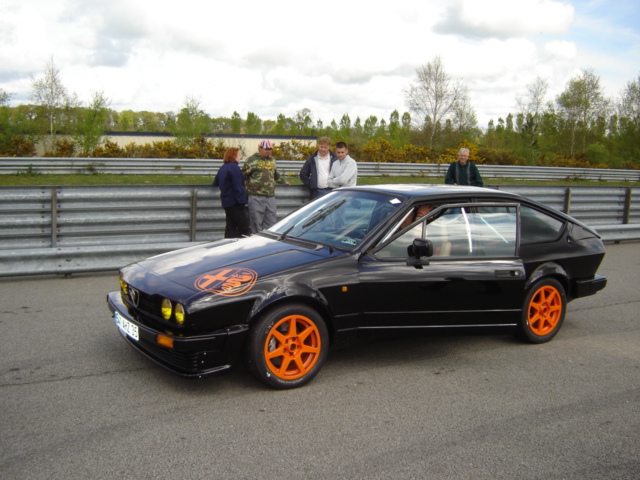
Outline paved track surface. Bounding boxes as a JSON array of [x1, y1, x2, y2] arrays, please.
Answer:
[[1, 243, 639, 479]]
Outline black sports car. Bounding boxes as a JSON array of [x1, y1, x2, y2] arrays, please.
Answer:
[[107, 185, 607, 389]]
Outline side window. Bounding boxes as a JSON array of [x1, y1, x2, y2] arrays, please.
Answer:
[[423, 208, 516, 257], [520, 205, 564, 244], [468, 208, 517, 256], [375, 205, 517, 259]]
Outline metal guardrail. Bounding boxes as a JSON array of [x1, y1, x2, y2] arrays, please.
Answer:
[[2, 157, 640, 182], [0, 184, 638, 277]]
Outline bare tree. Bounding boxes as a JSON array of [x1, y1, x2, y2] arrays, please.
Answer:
[[30, 57, 78, 150], [619, 74, 640, 128], [404, 56, 464, 148], [516, 76, 549, 159], [451, 87, 478, 133], [517, 76, 548, 119], [0, 88, 11, 106]]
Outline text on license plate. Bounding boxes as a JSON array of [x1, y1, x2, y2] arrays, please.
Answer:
[[114, 311, 139, 341]]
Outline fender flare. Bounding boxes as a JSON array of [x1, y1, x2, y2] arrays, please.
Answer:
[[525, 262, 568, 291]]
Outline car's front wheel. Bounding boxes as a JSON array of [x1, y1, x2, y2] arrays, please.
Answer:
[[247, 303, 329, 389], [518, 278, 566, 343]]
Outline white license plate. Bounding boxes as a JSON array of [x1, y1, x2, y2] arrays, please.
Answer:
[[114, 311, 139, 341]]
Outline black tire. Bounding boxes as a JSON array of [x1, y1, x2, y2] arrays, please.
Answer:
[[246, 303, 329, 389], [517, 278, 566, 344]]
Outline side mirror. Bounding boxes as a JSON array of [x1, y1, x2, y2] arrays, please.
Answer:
[[407, 238, 434, 258], [406, 238, 433, 269]]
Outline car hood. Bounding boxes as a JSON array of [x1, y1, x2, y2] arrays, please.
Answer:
[[135, 234, 328, 291]]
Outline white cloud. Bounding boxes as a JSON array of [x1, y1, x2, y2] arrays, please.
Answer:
[[1, 0, 639, 130], [436, 0, 575, 38]]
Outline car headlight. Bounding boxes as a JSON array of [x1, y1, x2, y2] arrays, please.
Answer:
[[119, 274, 128, 296], [175, 303, 186, 325], [161, 298, 172, 320], [160, 298, 186, 325]]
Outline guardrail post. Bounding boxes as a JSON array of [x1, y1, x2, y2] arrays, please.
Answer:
[[190, 188, 198, 242], [623, 187, 632, 224], [563, 187, 572, 214], [51, 188, 58, 247]]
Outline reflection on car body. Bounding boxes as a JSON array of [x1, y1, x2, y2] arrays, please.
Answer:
[[107, 185, 607, 389]]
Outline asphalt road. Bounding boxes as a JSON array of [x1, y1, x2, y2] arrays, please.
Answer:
[[1, 243, 639, 480]]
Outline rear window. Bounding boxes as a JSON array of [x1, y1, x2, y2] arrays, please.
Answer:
[[520, 206, 564, 244]]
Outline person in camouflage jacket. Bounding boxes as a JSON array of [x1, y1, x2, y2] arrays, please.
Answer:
[[242, 139, 289, 233]]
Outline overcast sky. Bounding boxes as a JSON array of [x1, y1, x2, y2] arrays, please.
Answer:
[[1, 0, 639, 129]]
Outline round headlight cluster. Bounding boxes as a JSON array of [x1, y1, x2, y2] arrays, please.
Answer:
[[119, 274, 128, 296], [160, 298, 186, 325]]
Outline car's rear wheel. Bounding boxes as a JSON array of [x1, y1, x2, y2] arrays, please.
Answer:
[[518, 278, 566, 343], [247, 303, 329, 389]]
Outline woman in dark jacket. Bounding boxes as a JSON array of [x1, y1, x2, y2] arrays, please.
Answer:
[[213, 147, 251, 238]]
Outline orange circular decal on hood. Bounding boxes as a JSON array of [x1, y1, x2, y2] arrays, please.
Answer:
[[194, 268, 258, 296]]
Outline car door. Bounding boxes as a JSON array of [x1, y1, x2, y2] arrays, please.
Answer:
[[356, 203, 526, 328]]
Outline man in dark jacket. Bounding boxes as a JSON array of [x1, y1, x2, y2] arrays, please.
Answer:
[[445, 148, 483, 186], [299, 137, 338, 200]]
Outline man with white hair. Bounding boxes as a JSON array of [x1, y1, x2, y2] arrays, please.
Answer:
[[444, 148, 483, 186]]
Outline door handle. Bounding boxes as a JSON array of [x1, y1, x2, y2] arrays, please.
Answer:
[[494, 270, 522, 278]]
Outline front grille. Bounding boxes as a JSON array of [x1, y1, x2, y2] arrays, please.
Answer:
[[121, 285, 177, 331]]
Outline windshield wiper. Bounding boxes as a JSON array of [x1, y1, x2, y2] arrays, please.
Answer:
[[301, 200, 346, 229]]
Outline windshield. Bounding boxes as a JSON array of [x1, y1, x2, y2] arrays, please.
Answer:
[[268, 190, 404, 250]]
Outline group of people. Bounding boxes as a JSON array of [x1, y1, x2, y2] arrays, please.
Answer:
[[213, 137, 358, 238], [213, 139, 482, 238]]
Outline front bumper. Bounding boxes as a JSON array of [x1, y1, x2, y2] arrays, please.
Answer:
[[107, 291, 248, 378]]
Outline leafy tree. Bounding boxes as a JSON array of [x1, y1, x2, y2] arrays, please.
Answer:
[[73, 90, 110, 156], [363, 115, 378, 139], [616, 74, 640, 166], [339, 114, 351, 141], [211, 116, 231, 133], [230, 111, 242, 134], [293, 108, 313, 134], [556, 69, 609, 156], [245, 111, 262, 134], [171, 96, 210, 146], [0, 89, 16, 154], [350, 117, 363, 142], [271, 114, 289, 135]]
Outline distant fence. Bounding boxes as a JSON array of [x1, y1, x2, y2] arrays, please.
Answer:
[[2, 157, 640, 182], [0, 184, 638, 277]]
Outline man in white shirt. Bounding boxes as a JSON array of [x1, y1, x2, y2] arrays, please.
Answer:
[[328, 142, 357, 188], [299, 137, 338, 199]]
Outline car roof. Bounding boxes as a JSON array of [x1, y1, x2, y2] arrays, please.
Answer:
[[341, 184, 598, 233], [341, 184, 513, 199]]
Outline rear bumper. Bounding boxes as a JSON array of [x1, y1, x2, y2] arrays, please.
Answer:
[[107, 291, 248, 378], [572, 274, 607, 299]]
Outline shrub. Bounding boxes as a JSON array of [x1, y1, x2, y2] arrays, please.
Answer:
[[0, 136, 37, 157], [43, 138, 76, 157]]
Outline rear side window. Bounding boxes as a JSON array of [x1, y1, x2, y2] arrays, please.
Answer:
[[520, 205, 564, 244]]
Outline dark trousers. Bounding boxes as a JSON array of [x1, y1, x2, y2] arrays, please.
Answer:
[[224, 204, 251, 238]]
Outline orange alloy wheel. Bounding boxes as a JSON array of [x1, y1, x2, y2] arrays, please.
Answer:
[[264, 315, 322, 380], [527, 285, 563, 336]]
